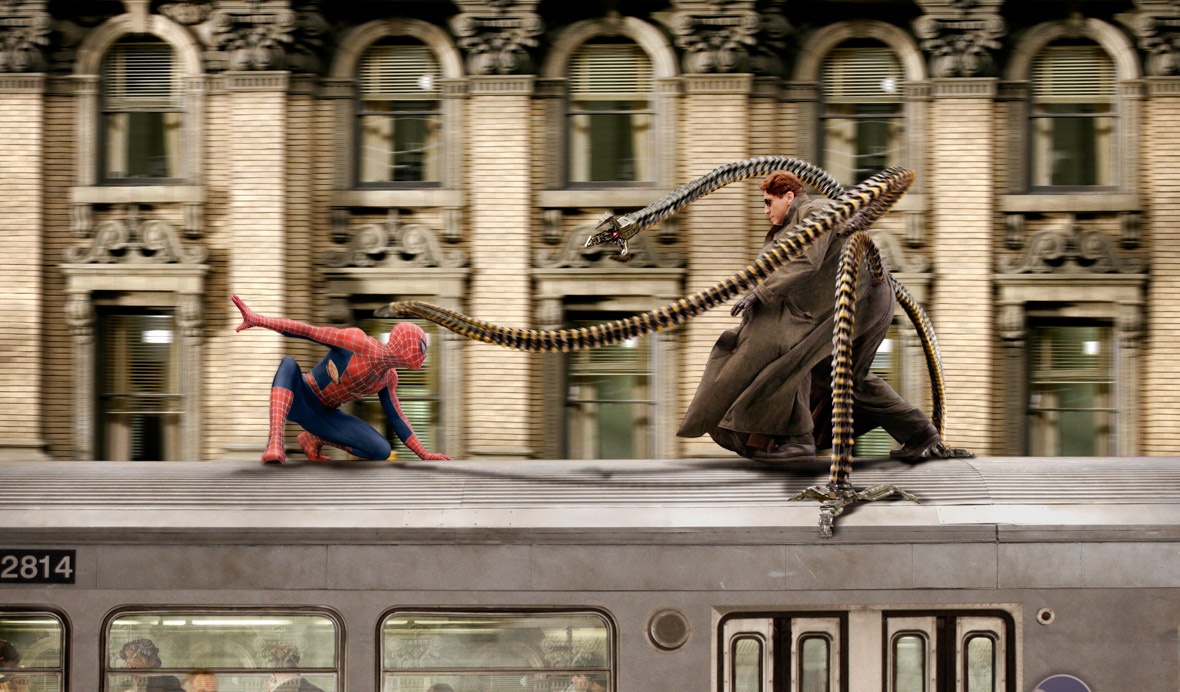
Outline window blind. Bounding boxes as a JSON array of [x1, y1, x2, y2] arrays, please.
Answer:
[[568, 43, 652, 101], [359, 45, 440, 100], [104, 42, 179, 110], [822, 47, 903, 104], [1032, 45, 1115, 103]]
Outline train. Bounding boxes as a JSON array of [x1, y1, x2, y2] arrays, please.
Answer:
[[2, 455, 1178, 691]]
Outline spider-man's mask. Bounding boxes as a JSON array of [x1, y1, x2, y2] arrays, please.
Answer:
[[385, 322, 428, 370]]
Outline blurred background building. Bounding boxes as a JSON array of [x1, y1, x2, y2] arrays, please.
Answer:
[[1, 0, 1175, 462]]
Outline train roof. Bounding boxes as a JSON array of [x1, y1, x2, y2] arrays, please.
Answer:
[[4, 457, 1180, 543]]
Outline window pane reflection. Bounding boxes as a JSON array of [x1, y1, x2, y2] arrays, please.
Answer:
[[798, 636, 829, 692], [0, 614, 64, 692], [892, 634, 925, 692], [732, 636, 762, 692], [964, 635, 995, 692]]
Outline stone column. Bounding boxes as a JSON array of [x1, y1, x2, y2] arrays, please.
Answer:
[[225, 71, 290, 459], [1143, 77, 1180, 454], [177, 292, 204, 460], [1116, 303, 1143, 456], [996, 302, 1026, 456], [929, 78, 996, 453], [465, 75, 535, 458], [65, 292, 95, 461], [679, 74, 752, 456], [435, 293, 468, 459], [536, 296, 564, 460], [0, 73, 49, 459]]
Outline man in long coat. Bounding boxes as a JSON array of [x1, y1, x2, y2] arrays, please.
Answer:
[[677, 171, 940, 462]]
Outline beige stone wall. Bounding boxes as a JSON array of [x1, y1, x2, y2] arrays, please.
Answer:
[[465, 87, 533, 456], [0, 85, 44, 455], [226, 84, 289, 453], [42, 91, 75, 460], [678, 84, 751, 456], [1143, 86, 1180, 454], [202, 86, 233, 459], [929, 94, 995, 453]]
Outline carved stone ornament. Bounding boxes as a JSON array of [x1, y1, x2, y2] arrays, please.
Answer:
[[0, 0, 51, 73], [1118, 2, 1180, 76], [326, 209, 467, 269], [449, 0, 542, 75], [868, 229, 931, 273], [654, 0, 791, 76], [998, 215, 1146, 274], [535, 220, 684, 269], [159, 1, 214, 26], [65, 204, 209, 264], [997, 303, 1025, 341], [913, 0, 1006, 78], [207, 0, 329, 73]]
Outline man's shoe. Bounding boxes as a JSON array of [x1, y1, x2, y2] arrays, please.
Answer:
[[752, 441, 817, 464], [889, 424, 941, 461]]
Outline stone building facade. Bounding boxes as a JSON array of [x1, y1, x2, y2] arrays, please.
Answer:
[[0, 0, 1175, 461]]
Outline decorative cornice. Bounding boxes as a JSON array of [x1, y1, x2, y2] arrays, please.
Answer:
[[225, 70, 289, 91], [1146, 75, 1180, 95], [449, 0, 542, 76], [1117, 2, 1180, 77], [913, 0, 1006, 78], [999, 214, 1146, 274], [326, 209, 467, 269], [65, 204, 208, 264], [536, 213, 684, 269], [930, 76, 996, 98], [653, 0, 791, 77], [0, 0, 51, 73], [0, 72, 42, 91], [469, 74, 534, 94], [683, 72, 753, 94], [781, 81, 818, 102]]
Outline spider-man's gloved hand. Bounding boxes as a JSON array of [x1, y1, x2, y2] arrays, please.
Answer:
[[232, 295, 263, 332], [731, 292, 760, 317], [419, 452, 452, 461]]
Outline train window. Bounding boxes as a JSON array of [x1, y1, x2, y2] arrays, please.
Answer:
[[891, 634, 926, 692], [797, 636, 830, 692], [381, 611, 612, 692], [104, 611, 339, 692], [0, 612, 66, 692], [963, 634, 995, 691], [732, 636, 763, 692]]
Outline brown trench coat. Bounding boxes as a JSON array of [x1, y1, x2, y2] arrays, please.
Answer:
[[677, 192, 899, 445]]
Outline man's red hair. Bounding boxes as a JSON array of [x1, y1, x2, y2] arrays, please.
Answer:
[[760, 170, 805, 198]]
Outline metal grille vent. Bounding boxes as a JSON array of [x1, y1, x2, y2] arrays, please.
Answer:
[[359, 44, 440, 100], [822, 47, 903, 103], [1032, 45, 1115, 103], [104, 41, 179, 110], [568, 43, 652, 100]]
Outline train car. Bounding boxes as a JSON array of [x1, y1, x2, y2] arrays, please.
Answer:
[[2, 456, 1178, 692]]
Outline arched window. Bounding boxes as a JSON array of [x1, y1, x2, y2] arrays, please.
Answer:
[[567, 39, 654, 184], [357, 38, 442, 184], [101, 37, 180, 180], [1030, 41, 1116, 188], [820, 43, 904, 185]]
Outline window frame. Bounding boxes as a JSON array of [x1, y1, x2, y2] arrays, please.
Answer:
[[352, 39, 445, 190], [563, 39, 657, 189], [101, 606, 345, 692], [98, 36, 185, 186], [1026, 42, 1120, 193], [0, 608, 69, 692], [378, 607, 617, 691]]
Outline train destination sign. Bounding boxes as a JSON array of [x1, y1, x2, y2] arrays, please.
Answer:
[[0, 550, 76, 584]]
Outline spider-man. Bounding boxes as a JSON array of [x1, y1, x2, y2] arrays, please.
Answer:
[[232, 295, 452, 464]]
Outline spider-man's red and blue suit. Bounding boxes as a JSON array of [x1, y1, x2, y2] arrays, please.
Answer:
[[231, 295, 452, 465]]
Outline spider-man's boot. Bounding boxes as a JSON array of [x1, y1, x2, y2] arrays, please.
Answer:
[[262, 387, 294, 464]]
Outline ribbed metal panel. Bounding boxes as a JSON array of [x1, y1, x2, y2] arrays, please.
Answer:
[[7, 458, 1179, 511]]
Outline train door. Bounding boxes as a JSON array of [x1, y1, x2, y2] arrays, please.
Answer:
[[720, 609, 1014, 692]]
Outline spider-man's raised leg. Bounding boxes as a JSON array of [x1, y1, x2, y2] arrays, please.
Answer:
[[263, 356, 302, 464]]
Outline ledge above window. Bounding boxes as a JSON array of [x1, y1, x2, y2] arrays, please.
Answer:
[[71, 185, 204, 205], [538, 188, 666, 209], [1000, 193, 1139, 214], [335, 188, 462, 208]]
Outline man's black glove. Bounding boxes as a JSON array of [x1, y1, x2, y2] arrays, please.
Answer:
[[730, 292, 760, 317]]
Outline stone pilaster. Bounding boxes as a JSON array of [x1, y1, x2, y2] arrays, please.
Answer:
[[465, 75, 534, 458], [929, 78, 996, 453], [0, 73, 48, 459], [64, 292, 95, 460], [996, 302, 1026, 456], [1143, 77, 1180, 454], [679, 74, 752, 456], [177, 292, 204, 460], [225, 71, 289, 458]]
